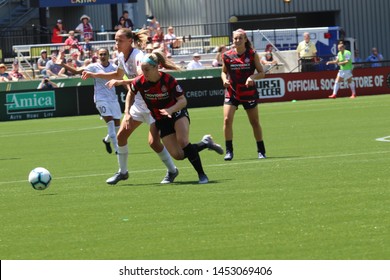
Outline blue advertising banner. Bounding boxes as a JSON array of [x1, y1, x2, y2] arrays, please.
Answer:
[[37, 0, 129, 8]]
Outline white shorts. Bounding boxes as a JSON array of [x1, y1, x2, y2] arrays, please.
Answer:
[[129, 102, 155, 125], [338, 70, 353, 80], [95, 100, 122, 120]]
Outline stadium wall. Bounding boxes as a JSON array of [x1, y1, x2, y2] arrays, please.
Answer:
[[1, 67, 390, 122]]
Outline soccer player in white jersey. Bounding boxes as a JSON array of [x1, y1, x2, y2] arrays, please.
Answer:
[[82, 28, 178, 185], [60, 47, 121, 154]]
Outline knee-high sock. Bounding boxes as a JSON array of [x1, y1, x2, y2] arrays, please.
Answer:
[[349, 82, 356, 95], [157, 147, 177, 173], [183, 143, 205, 175], [107, 120, 119, 153], [117, 145, 128, 174], [332, 82, 340, 96]]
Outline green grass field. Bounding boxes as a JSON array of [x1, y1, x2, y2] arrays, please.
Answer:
[[1, 95, 389, 260]]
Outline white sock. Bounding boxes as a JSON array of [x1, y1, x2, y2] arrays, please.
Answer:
[[107, 120, 118, 153], [332, 82, 340, 95], [349, 82, 356, 96], [158, 147, 176, 173], [117, 145, 128, 174], [104, 134, 110, 142]]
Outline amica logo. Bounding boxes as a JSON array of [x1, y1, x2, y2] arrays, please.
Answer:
[[5, 91, 56, 114]]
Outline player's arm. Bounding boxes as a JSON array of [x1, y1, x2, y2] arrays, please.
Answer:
[[160, 95, 187, 118], [246, 52, 265, 86], [326, 57, 340, 65], [60, 61, 84, 75], [122, 85, 136, 129], [221, 61, 230, 88], [82, 67, 124, 80]]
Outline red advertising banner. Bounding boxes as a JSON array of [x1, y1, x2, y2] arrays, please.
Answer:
[[257, 67, 390, 102]]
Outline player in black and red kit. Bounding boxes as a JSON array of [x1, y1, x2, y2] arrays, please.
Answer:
[[129, 51, 224, 184], [221, 28, 266, 161]]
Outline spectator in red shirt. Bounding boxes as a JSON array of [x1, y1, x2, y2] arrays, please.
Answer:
[[51, 19, 66, 44]]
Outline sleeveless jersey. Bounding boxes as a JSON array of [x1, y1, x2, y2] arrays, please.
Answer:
[[338, 49, 353, 70], [131, 72, 184, 120], [117, 49, 149, 112], [84, 62, 118, 103]]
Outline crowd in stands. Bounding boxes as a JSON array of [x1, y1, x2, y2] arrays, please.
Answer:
[[0, 13, 385, 83]]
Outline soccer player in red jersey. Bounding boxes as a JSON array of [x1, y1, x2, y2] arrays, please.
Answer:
[[129, 51, 224, 184], [221, 28, 266, 161]]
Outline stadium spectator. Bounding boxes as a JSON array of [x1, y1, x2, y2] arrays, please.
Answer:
[[145, 44, 153, 54], [51, 19, 66, 44], [115, 17, 127, 30], [164, 26, 180, 51], [122, 10, 134, 30], [152, 27, 164, 43], [75, 14, 93, 41], [212, 45, 227, 67], [297, 32, 317, 72], [64, 30, 82, 54], [0, 63, 10, 82], [260, 51, 278, 73], [46, 54, 66, 78], [9, 60, 25, 81], [147, 15, 160, 36], [326, 42, 356, 99], [186, 53, 204, 70], [81, 28, 178, 185], [59, 58, 78, 77], [366, 47, 384, 67], [132, 51, 224, 184], [37, 76, 58, 89], [37, 49, 49, 75], [221, 28, 266, 161]]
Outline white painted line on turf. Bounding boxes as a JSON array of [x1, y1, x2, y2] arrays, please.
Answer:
[[376, 136, 390, 142], [0, 126, 106, 138], [1, 150, 389, 185]]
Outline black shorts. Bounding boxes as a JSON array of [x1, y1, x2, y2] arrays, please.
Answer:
[[155, 108, 190, 138], [224, 95, 258, 110]]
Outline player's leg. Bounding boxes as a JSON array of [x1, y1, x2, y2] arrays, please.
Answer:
[[149, 123, 179, 184], [173, 116, 208, 184], [329, 74, 342, 98], [106, 116, 142, 185], [223, 103, 237, 160], [245, 104, 266, 159], [347, 76, 356, 98]]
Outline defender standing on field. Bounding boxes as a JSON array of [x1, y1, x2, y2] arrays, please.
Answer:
[[221, 28, 266, 161]]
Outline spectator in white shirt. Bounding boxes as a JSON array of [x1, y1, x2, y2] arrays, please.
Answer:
[[187, 53, 204, 70]]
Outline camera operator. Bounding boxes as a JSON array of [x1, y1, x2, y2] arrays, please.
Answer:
[[37, 76, 59, 90]]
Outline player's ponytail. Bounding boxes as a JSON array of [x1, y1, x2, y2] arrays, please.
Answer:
[[144, 51, 181, 71]]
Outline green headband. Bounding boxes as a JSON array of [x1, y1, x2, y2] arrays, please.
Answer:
[[142, 56, 157, 66]]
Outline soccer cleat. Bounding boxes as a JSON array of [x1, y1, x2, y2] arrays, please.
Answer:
[[106, 172, 129, 185], [201, 135, 224, 155], [160, 168, 179, 184], [350, 94, 356, 99], [198, 174, 209, 184], [102, 138, 112, 154], [258, 152, 266, 159], [224, 151, 234, 161], [328, 94, 337, 99]]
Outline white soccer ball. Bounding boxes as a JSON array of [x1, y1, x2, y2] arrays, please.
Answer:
[[28, 167, 52, 190]]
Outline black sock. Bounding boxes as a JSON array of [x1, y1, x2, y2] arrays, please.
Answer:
[[226, 140, 233, 152], [194, 141, 207, 152], [257, 140, 266, 155], [183, 143, 205, 175]]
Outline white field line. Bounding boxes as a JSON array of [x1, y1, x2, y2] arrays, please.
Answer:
[[1, 150, 389, 185], [376, 136, 390, 142], [0, 126, 106, 138]]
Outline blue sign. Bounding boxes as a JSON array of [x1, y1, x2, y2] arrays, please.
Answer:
[[38, 0, 128, 7]]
